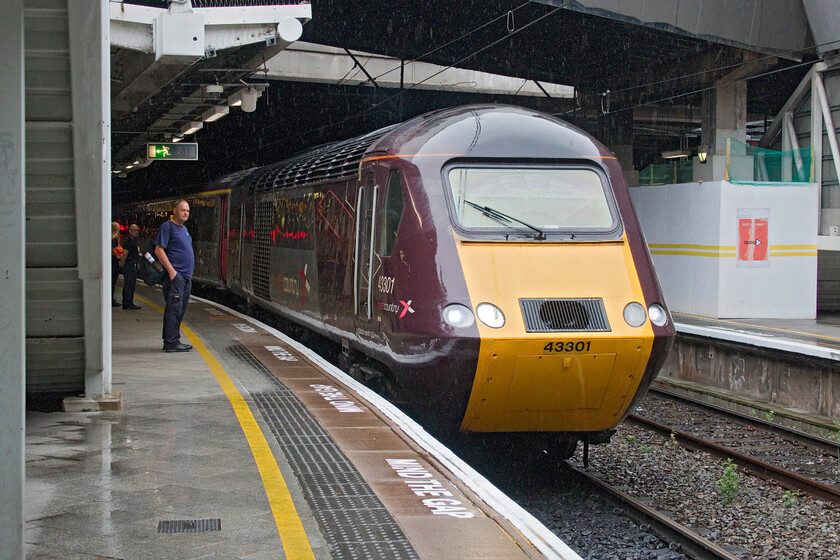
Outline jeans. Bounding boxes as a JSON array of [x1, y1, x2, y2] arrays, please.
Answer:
[[161, 273, 191, 346]]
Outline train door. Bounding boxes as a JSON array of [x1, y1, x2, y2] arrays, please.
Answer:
[[229, 202, 244, 282], [240, 201, 255, 294], [218, 194, 228, 282], [237, 203, 245, 279], [354, 173, 378, 323]]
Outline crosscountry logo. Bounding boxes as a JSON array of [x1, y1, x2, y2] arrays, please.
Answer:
[[399, 300, 414, 318]]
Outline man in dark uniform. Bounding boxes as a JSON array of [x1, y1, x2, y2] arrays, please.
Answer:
[[120, 224, 141, 309], [154, 200, 195, 352]]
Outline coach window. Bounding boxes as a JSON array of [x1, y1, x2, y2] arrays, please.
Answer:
[[379, 170, 405, 257]]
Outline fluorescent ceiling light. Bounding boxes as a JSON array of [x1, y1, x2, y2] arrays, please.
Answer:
[[202, 105, 229, 122], [180, 121, 203, 135], [228, 90, 243, 107], [662, 149, 691, 159]]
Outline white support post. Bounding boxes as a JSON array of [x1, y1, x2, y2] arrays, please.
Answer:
[[0, 1, 26, 557], [784, 112, 805, 181], [812, 71, 824, 233], [781, 111, 792, 181], [68, 0, 112, 398], [814, 71, 840, 194]]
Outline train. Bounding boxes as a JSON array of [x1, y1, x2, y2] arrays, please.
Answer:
[[117, 104, 675, 455]]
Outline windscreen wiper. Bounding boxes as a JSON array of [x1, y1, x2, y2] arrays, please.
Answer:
[[464, 200, 546, 240]]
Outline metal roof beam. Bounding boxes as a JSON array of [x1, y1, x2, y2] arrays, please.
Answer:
[[110, 2, 310, 116], [263, 42, 575, 98], [110, 3, 311, 53]]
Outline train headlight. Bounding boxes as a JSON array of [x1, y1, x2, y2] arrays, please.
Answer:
[[476, 303, 505, 328], [648, 303, 668, 327], [443, 304, 475, 328], [623, 302, 647, 327]]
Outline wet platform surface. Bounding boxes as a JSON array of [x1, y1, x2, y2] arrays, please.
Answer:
[[25, 284, 579, 559], [673, 312, 840, 360]]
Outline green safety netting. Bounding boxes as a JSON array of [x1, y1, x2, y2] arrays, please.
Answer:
[[638, 160, 694, 186], [725, 138, 813, 184]]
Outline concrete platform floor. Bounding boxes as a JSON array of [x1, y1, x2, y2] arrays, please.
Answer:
[[24, 293, 330, 559], [24, 285, 578, 560]]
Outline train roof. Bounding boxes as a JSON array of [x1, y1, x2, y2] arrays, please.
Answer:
[[237, 105, 611, 194], [371, 104, 609, 162]]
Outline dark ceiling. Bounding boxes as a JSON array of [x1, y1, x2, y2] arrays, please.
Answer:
[[113, 0, 815, 202]]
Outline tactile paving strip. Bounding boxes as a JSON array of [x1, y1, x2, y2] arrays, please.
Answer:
[[226, 343, 419, 560]]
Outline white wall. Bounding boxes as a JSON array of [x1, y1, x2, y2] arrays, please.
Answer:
[[0, 2, 25, 557], [631, 181, 819, 319]]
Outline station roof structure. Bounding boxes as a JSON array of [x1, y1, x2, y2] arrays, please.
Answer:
[[111, 0, 819, 201]]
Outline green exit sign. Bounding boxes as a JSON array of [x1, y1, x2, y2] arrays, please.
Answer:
[[146, 143, 198, 160]]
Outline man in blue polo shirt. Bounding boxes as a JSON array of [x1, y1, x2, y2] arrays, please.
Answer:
[[154, 199, 195, 352]]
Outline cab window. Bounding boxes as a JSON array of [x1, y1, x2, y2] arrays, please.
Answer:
[[447, 165, 616, 234]]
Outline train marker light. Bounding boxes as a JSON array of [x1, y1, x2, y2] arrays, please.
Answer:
[[443, 304, 475, 328], [476, 303, 505, 328], [146, 143, 198, 161], [648, 303, 668, 326], [623, 302, 647, 327]]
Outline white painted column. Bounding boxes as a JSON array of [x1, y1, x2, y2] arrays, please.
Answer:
[[812, 71, 824, 233], [814, 72, 840, 195], [0, 1, 26, 557], [68, 0, 112, 398]]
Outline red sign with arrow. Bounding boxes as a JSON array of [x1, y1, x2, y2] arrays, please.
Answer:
[[738, 218, 768, 262]]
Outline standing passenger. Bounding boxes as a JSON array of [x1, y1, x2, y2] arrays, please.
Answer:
[[120, 224, 141, 309], [154, 200, 194, 352]]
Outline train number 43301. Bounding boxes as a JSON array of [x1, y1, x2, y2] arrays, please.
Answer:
[[543, 341, 592, 353]]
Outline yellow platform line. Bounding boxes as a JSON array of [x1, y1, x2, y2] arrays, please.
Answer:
[[648, 243, 736, 250], [650, 250, 737, 257], [138, 296, 316, 559], [650, 250, 816, 257]]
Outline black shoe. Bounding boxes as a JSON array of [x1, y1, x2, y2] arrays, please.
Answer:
[[163, 343, 192, 352], [123, 304, 141, 310], [112, 300, 121, 307]]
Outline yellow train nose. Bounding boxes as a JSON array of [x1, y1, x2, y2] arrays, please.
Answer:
[[460, 337, 649, 432], [452, 233, 656, 433]]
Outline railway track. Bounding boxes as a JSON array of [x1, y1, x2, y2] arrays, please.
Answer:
[[631, 387, 840, 505], [567, 464, 741, 560], [648, 386, 840, 456], [552, 386, 840, 559]]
